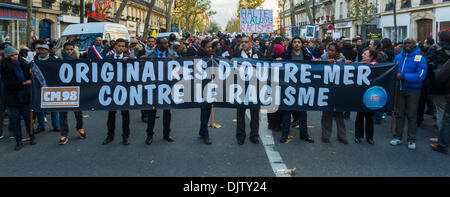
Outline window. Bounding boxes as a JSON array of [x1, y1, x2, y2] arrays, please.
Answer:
[[346, 0, 350, 17], [420, 0, 433, 5], [41, 0, 52, 9], [401, 0, 411, 8], [385, 0, 393, 11], [375, 0, 379, 13], [384, 26, 408, 42], [339, 2, 343, 19]]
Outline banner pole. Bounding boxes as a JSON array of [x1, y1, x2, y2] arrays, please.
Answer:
[[29, 76, 34, 136], [390, 64, 400, 135], [211, 107, 215, 128]]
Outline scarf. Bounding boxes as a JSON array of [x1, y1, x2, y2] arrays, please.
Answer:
[[145, 45, 154, 54], [13, 60, 29, 104], [62, 51, 77, 60], [38, 54, 50, 61]]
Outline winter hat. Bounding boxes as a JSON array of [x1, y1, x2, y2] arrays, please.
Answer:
[[4, 45, 18, 58], [37, 44, 49, 50], [273, 44, 286, 56]]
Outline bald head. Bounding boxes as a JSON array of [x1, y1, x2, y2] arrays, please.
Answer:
[[403, 38, 416, 53]]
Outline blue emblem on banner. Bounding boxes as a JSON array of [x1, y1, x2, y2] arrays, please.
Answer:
[[363, 86, 387, 110]]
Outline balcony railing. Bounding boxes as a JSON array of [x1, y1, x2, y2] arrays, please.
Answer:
[[420, 0, 433, 5]]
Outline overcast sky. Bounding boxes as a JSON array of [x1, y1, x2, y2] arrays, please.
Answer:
[[211, 0, 278, 30]]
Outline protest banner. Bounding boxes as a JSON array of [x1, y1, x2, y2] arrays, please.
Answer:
[[240, 9, 273, 33], [32, 57, 397, 113]]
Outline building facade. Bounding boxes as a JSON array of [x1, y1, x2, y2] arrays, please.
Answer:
[[108, 0, 168, 37], [380, 0, 450, 43], [279, 0, 450, 42]]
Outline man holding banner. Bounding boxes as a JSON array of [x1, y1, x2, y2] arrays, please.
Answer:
[[144, 37, 176, 145], [232, 36, 263, 145], [103, 38, 132, 146]]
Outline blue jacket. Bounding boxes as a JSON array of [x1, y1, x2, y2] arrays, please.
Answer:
[[394, 47, 427, 91]]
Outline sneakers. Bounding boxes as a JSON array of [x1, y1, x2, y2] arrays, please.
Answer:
[[77, 129, 87, 139], [408, 141, 416, 150], [390, 138, 402, 146], [59, 136, 69, 145]]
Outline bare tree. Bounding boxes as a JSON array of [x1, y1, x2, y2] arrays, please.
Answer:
[[114, 0, 129, 23], [26, 0, 32, 47], [393, 0, 398, 43], [167, 0, 174, 32], [143, 0, 157, 39], [290, 0, 295, 27], [303, 0, 314, 25]]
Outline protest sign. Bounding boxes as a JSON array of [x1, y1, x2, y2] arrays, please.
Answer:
[[240, 9, 273, 33]]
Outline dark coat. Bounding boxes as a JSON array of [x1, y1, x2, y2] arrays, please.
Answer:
[[104, 51, 132, 60], [0, 58, 32, 107], [342, 44, 357, 62], [186, 45, 200, 57], [280, 47, 313, 61], [33, 53, 57, 61], [232, 48, 264, 60], [435, 60, 450, 104], [87, 45, 109, 60], [424, 41, 450, 94]]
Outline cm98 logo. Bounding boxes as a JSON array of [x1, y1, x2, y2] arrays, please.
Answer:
[[41, 87, 80, 108]]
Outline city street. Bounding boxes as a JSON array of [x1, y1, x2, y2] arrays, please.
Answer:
[[1, 108, 448, 177]]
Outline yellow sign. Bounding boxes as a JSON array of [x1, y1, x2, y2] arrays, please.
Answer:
[[152, 30, 157, 38]]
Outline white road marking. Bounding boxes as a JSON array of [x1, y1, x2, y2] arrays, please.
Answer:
[[245, 110, 291, 177]]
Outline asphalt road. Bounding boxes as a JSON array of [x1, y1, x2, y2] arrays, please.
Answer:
[[0, 109, 448, 177]]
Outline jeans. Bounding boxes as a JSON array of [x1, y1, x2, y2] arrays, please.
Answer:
[[37, 112, 60, 129], [433, 94, 447, 130], [9, 105, 33, 143], [281, 111, 309, 138], [394, 91, 421, 142], [146, 109, 171, 137], [437, 104, 450, 149], [59, 111, 83, 137], [107, 111, 130, 139], [199, 106, 211, 137]]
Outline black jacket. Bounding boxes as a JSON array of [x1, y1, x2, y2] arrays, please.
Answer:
[[0, 58, 32, 107], [424, 41, 450, 94], [435, 60, 450, 104], [342, 44, 356, 62], [33, 53, 57, 61], [280, 47, 313, 61]]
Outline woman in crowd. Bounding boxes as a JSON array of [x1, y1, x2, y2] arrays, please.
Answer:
[[0, 45, 35, 150], [320, 42, 351, 144], [355, 47, 378, 144]]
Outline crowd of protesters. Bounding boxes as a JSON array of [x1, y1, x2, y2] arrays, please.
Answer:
[[0, 29, 449, 155]]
